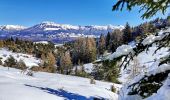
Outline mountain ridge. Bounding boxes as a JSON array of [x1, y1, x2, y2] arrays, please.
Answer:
[[0, 21, 124, 43]]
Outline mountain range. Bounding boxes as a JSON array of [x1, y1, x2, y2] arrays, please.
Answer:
[[0, 21, 124, 43]]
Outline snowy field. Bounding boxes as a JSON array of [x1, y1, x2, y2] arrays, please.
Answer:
[[0, 48, 41, 67], [0, 66, 120, 100]]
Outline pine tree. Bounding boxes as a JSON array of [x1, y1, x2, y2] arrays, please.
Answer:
[[112, 0, 169, 19], [4, 55, 17, 68], [110, 29, 123, 52], [105, 32, 111, 50], [98, 34, 106, 56], [72, 38, 86, 64], [123, 22, 133, 44]]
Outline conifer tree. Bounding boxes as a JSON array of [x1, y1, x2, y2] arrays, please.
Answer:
[[110, 29, 123, 52], [85, 37, 96, 63], [4, 55, 17, 68], [105, 32, 111, 50], [46, 52, 56, 73], [98, 34, 106, 56], [123, 22, 133, 44], [60, 51, 72, 74], [72, 38, 86, 64], [112, 0, 169, 19]]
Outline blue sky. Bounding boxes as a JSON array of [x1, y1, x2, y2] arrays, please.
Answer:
[[0, 0, 169, 27]]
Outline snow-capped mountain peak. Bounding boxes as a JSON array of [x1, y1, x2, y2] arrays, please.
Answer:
[[0, 22, 124, 43], [0, 25, 26, 31]]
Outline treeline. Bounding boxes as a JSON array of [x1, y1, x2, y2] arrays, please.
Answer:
[[0, 38, 57, 73]]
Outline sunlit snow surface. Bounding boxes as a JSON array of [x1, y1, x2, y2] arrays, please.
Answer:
[[0, 48, 41, 68], [118, 28, 170, 100], [0, 66, 120, 100]]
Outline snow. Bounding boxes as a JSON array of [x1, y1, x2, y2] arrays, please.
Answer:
[[83, 63, 94, 73], [146, 73, 170, 100], [118, 45, 169, 83], [34, 41, 49, 44], [142, 28, 170, 46], [118, 28, 170, 100], [0, 48, 41, 68], [0, 25, 26, 31], [0, 66, 119, 100], [44, 28, 60, 31], [106, 45, 134, 60], [54, 44, 63, 47]]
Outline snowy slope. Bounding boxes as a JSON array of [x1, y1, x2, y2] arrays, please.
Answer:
[[0, 48, 41, 67], [100, 27, 170, 100], [118, 45, 169, 83], [23, 21, 124, 36], [0, 25, 26, 31], [0, 66, 120, 100], [116, 28, 170, 100]]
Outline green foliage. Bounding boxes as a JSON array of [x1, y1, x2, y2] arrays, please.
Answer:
[[93, 58, 121, 83], [123, 22, 133, 44], [110, 29, 123, 52], [112, 0, 169, 19], [4, 55, 17, 68], [98, 34, 106, 55], [103, 60, 120, 83], [111, 85, 116, 93], [105, 32, 111, 50], [128, 70, 170, 98], [0, 57, 2, 65], [76, 71, 89, 78]]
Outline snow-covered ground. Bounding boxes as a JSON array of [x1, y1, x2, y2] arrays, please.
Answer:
[[0, 66, 120, 100], [117, 28, 170, 100], [0, 48, 41, 67], [0, 27, 169, 100]]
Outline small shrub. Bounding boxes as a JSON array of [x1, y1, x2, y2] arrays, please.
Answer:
[[111, 85, 116, 93], [17, 59, 27, 70], [46, 66, 56, 73], [26, 70, 34, 76], [0, 57, 3, 65], [90, 77, 96, 84], [4, 55, 17, 68], [30, 66, 41, 72]]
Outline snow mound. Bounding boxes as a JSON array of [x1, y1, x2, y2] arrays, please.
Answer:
[[107, 45, 134, 60]]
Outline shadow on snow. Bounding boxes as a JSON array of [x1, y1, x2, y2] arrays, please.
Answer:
[[24, 84, 107, 100]]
